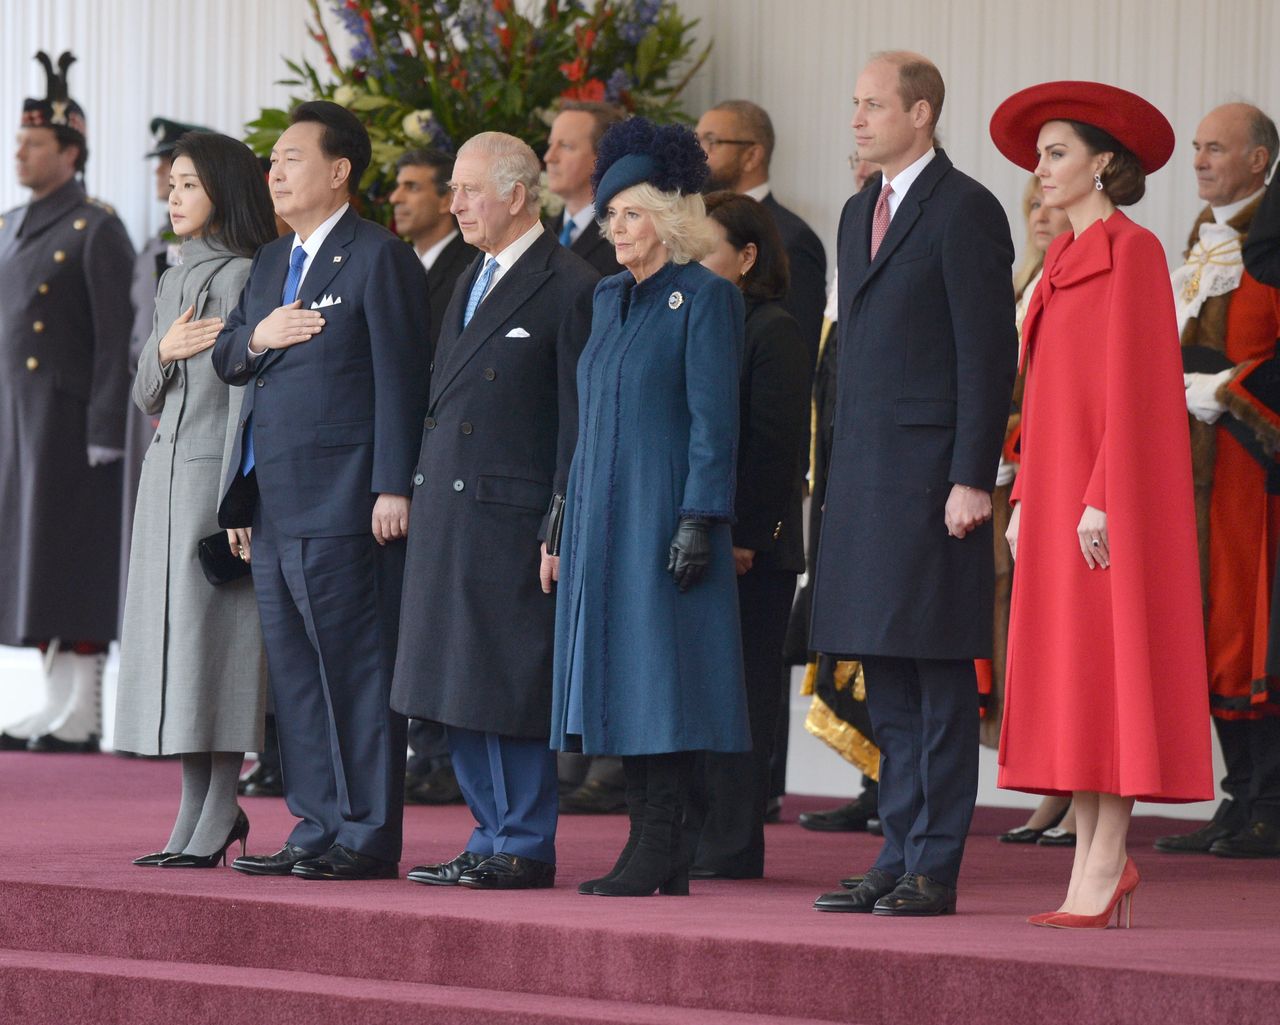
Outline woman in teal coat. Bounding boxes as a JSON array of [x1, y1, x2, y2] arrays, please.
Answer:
[[550, 119, 750, 897]]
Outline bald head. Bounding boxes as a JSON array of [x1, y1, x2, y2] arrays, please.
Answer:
[[1192, 102, 1276, 206]]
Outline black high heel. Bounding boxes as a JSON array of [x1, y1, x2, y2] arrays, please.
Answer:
[[133, 851, 180, 867], [594, 753, 692, 897], [578, 760, 647, 894], [159, 809, 249, 868]]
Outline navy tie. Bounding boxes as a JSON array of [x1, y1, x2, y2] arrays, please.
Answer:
[[242, 246, 308, 475], [558, 217, 574, 247], [463, 257, 497, 328]]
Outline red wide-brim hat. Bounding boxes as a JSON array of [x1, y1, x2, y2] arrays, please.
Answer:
[[989, 80, 1175, 174]]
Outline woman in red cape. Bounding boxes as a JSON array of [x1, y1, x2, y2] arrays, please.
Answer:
[[990, 82, 1214, 928]]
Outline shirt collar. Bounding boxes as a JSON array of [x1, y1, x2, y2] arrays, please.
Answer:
[[490, 219, 544, 273], [568, 204, 597, 233], [1212, 187, 1265, 225], [743, 182, 771, 203], [419, 227, 459, 271], [291, 202, 349, 260], [885, 148, 936, 201]]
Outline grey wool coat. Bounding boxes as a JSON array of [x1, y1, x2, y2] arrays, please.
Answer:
[[113, 238, 267, 755]]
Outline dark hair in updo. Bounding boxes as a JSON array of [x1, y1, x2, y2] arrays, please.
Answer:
[[703, 191, 790, 303], [1064, 120, 1145, 206]]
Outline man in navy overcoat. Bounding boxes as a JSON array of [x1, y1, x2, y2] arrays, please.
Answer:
[[810, 53, 1017, 916], [213, 101, 430, 880]]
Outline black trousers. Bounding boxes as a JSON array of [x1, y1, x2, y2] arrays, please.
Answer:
[[688, 568, 796, 876], [860, 654, 978, 889], [1215, 715, 1280, 826]]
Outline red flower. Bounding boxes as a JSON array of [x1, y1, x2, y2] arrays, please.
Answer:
[[412, 23, 424, 43], [496, 26, 513, 50], [562, 78, 605, 102], [494, 0, 511, 12], [559, 58, 586, 83], [575, 26, 597, 50]]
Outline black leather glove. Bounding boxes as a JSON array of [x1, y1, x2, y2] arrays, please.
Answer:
[[667, 517, 712, 592], [544, 493, 566, 556]]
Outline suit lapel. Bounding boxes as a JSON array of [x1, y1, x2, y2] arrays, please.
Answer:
[[297, 206, 358, 309], [430, 231, 556, 402]]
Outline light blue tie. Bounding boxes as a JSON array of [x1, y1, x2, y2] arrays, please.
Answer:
[[558, 218, 574, 247], [463, 257, 497, 328], [241, 245, 308, 475]]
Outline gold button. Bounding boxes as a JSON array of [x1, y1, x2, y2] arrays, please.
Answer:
[[26, 356, 39, 371], [53, 250, 66, 263], [37, 283, 48, 294], [73, 218, 87, 230], [33, 321, 44, 333]]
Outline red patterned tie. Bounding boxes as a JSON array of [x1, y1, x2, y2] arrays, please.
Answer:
[[869, 182, 893, 260]]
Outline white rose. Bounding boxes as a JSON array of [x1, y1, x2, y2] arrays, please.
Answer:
[[332, 84, 358, 108], [402, 109, 433, 142]]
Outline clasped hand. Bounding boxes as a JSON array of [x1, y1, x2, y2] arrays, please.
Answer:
[[944, 484, 992, 539], [158, 305, 223, 365], [249, 300, 325, 353]]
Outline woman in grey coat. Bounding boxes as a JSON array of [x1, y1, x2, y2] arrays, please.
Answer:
[[114, 132, 277, 868]]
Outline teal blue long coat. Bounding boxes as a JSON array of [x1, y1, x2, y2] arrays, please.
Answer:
[[551, 260, 751, 755]]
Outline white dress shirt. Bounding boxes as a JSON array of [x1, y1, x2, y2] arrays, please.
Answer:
[[562, 204, 596, 247], [743, 182, 772, 203], [418, 227, 459, 272], [477, 220, 545, 304], [884, 148, 936, 219]]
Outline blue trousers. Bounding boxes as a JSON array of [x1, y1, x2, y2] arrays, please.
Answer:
[[446, 725, 559, 863]]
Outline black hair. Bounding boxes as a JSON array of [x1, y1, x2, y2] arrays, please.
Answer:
[[396, 147, 454, 195], [1064, 120, 1146, 206], [290, 100, 372, 197], [703, 190, 790, 303], [172, 132, 277, 257], [52, 125, 87, 173]]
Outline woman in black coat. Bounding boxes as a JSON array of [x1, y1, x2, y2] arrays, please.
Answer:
[[687, 192, 811, 878]]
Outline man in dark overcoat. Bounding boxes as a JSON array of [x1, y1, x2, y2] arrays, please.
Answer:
[[212, 101, 431, 881], [391, 132, 597, 891], [0, 52, 134, 753], [810, 52, 1016, 916]]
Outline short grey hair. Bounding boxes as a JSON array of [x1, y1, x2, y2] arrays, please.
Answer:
[[1246, 106, 1280, 170], [598, 183, 717, 265], [456, 131, 542, 213]]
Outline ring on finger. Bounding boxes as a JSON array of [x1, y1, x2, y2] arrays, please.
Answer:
[[1090, 539, 1101, 547]]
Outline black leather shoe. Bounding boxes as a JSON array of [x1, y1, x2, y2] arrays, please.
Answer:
[[458, 852, 556, 890], [406, 850, 488, 885], [872, 873, 957, 916], [559, 778, 627, 814], [292, 844, 398, 880], [1037, 827, 1077, 847], [798, 796, 878, 833], [0, 732, 30, 751], [814, 867, 897, 913], [1210, 820, 1280, 859], [133, 851, 180, 866], [26, 733, 99, 753], [237, 762, 284, 798], [763, 796, 784, 824], [1154, 800, 1243, 853], [231, 842, 318, 876], [867, 818, 883, 836], [405, 765, 464, 805]]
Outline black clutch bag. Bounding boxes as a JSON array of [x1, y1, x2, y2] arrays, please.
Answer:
[[197, 531, 251, 586]]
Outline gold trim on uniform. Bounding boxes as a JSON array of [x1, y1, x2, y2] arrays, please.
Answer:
[[53, 250, 66, 263], [37, 283, 48, 294], [32, 321, 44, 333], [803, 693, 881, 780], [73, 218, 87, 230], [25, 356, 39, 371]]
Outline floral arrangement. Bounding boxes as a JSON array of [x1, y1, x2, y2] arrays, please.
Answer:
[[246, 0, 709, 223]]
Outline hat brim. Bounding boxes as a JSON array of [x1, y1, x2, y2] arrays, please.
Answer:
[[989, 81, 1174, 174], [593, 153, 658, 211]]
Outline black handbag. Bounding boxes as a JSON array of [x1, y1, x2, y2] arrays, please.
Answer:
[[197, 531, 251, 586]]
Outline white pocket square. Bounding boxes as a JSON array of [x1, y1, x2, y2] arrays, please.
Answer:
[[310, 295, 342, 310], [505, 327, 531, 338]]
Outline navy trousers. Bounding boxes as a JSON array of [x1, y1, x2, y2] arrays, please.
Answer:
[[251, 509, 407, 863], [860, 654, 978, 889], [447, 725, 559, 863]]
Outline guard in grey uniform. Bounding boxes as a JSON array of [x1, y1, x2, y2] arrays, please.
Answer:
[[0, 52, 135, 753]]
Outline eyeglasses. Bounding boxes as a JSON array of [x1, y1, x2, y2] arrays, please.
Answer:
[[697, 133, 756, 152]]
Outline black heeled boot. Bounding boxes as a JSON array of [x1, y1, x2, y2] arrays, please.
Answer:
[[578, 756, 648, 894], [593, 752, 692, 897]]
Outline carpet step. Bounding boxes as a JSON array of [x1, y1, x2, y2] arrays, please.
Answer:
[[0, 948, 854, 1025]]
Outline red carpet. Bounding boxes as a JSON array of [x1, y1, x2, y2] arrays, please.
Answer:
[[0, 753, 1276, 1024]]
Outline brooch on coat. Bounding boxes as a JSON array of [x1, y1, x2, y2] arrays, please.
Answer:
[[668, 291, 684, 310]]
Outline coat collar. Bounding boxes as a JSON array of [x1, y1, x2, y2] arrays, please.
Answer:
[[18, 179, 85, 238], [429, 228, 558, 404]]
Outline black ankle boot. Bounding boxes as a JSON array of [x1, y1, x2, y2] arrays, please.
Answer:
[[578, 756, 648, 894], [593, 752, 691, 897]]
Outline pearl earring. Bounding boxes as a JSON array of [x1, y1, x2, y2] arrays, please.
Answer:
[[1093, 172, 1104, 192]]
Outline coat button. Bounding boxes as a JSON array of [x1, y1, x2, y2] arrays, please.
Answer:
[[37, 283, 48, 295], [238, 419, 246, 428], [483, 368, 496, 381], [424, 416, 437, 429], [25, 356, 39, 371], [73, 218, 87, 230], [53, 250, 66, 263], [460, 422, 473, 435], [413, 473, 425, 486], [256, 378, 265, 387], [32, 321, 44, 333], [452, 479, 465, 492]]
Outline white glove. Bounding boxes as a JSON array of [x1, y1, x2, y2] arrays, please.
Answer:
[[1184, 369, 1232, 424], [87, 445, 125, 467]]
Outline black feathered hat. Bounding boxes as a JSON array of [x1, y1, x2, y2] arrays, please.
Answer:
[[21, 51, 86, 135], [591, 117, 708, 210]]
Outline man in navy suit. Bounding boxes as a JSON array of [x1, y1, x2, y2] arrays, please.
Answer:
[[212, 101, 430, 881], [810, 53, 1016, 916]]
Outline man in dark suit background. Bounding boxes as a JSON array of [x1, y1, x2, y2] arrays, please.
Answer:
[[544, 101, 625, 279], [213, 101, 430, 881], [810, 52, 1016, 916], [696, 99, 827, 369], [388, 146, 475, 808], [392, 132, 597, 891]]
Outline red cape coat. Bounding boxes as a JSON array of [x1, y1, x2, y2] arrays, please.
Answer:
[[999, 211, 1214, 802]]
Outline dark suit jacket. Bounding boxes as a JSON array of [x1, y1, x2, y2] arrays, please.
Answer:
[[548, 208, 622, 278], [1245, 179, 1280, 287], [212, 207, 431, 537], [734, 299, 810, 575], [762, 193, 827, 372], [391, 228, 598, 737], [424, 230, 477, 349], [810, 150, 1017, 659]]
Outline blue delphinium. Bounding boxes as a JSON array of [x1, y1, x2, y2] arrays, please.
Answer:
[[605, 68, 632, 102]]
